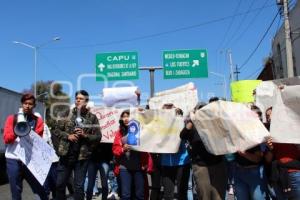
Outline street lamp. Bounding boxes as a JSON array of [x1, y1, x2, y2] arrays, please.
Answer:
[[36, 91, 49, 120], [209, 71, 227, 100], [13, 37, 60, 97]]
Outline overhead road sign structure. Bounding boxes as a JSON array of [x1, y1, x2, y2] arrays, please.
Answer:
[[163, 49, 208, 79], [96, 51, 139, 81]]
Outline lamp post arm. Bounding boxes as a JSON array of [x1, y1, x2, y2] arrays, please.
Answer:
[[13, 41, 35, 49]]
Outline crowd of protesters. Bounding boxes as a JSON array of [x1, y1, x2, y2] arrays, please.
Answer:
[[2, 89, 300, 200]]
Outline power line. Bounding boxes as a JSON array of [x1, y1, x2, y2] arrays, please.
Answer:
[[239, 11, 280, 71], [244, 66, 263, 79], [39, 52, 76, 81], [217, 0, 242, 50], [234, 64, 240, 81], [228, 0, 270, 48], [222, 0, 257, 49], [275, 13, 282, 33], [46, 4, 276, 50]]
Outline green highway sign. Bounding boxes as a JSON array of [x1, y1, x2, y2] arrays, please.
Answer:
[[163, 49, 208, 79], [96, 52, 139, 81]]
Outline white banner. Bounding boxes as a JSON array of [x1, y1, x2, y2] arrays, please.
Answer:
[[13, 131, 58, 185], [149, 83, 198, 116], [270, 85, 300, 144], [155, 82, 195, 96], [128, 109, 184, 153], [91, 107, 124, 143], [191, 101, 270, 155], [102, 86, 138, 107]]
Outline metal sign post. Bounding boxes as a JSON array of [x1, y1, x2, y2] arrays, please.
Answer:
[[139, 66, 162, 97]]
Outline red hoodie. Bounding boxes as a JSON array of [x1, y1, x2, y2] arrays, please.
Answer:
[[112, 129, 153, 176], [3, 114, 44, 144]]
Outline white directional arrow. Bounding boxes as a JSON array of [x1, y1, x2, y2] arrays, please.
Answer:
[[98, 63, 105, 72], [192, 60, 200, 67]]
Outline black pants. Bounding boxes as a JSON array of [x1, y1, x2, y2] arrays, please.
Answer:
[[150, 153, 162, 200], [150, 169, 162, 200], [56, 158, 89, 200], [161, 164, 191, 200]]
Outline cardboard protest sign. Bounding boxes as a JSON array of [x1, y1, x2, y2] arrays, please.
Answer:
[[91, 107, 124, 143], [191, 101, 269, 155], [270, 85, 300, 144], [128, 109, 184, 153], [231, 80, 262, 103], [12, 131, 58, 185], [255, 81, 277, 122], [149, 82, 198, 116]]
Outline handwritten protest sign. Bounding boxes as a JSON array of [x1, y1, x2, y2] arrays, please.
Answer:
[[191, 101, 270, 155], [91, 107, 124, 143], [129, 109, 184, 153], [149, 83, 198, 116], [12, 131, 58, 185], [270, 85, 300, 144]]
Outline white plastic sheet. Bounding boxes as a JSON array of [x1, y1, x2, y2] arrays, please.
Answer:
[[270, 85, 300, 144], [191, 101, 270, 155], [149, 83, 198, 116]]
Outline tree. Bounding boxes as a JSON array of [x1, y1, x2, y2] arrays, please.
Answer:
[[24, 81, 70, 129]]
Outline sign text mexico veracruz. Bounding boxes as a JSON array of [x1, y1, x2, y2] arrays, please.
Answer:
[[163, 49, 208, 79], [96, 52, 139, 81]]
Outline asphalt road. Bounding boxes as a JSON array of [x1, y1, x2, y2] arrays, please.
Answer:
[[0, 182, 234, 200], [0, 182, 105, 200], [0, 181, 36, 200]]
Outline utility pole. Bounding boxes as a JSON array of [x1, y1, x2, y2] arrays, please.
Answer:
[[282, 0, 294, 77], [227, 49, 235, 82], [234, 65, 240, 81]]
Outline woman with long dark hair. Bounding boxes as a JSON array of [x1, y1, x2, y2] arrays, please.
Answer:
[[112, 110, 152, 200]]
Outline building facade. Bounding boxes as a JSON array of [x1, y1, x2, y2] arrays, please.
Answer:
[[272, 0, 300, 79]]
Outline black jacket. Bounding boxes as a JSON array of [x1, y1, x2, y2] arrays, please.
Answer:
[[180, 126, 223, 166]]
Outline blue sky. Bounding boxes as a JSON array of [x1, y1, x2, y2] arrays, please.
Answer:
[[0, 0, 284, 104]]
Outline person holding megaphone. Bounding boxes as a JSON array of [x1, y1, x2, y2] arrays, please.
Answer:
[[3, 93, 48, 200]]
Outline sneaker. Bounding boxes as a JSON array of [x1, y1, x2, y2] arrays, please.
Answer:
[[228, 185, 234, 195], [107, 192, 119, 200]]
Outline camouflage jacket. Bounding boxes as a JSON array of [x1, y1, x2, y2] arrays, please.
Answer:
[[53, 107, 101, 160]]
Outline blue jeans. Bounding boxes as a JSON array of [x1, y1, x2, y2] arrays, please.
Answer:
[[6, 158, 48, 200], [119, 169, 144, 200], [187, 168, 194, 200], [86, 160, 110, 200], [107, 165, 118, 194], [56, 158, 89, 200], [234, 165, 267, 200], [274, 171, 300, 200]]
